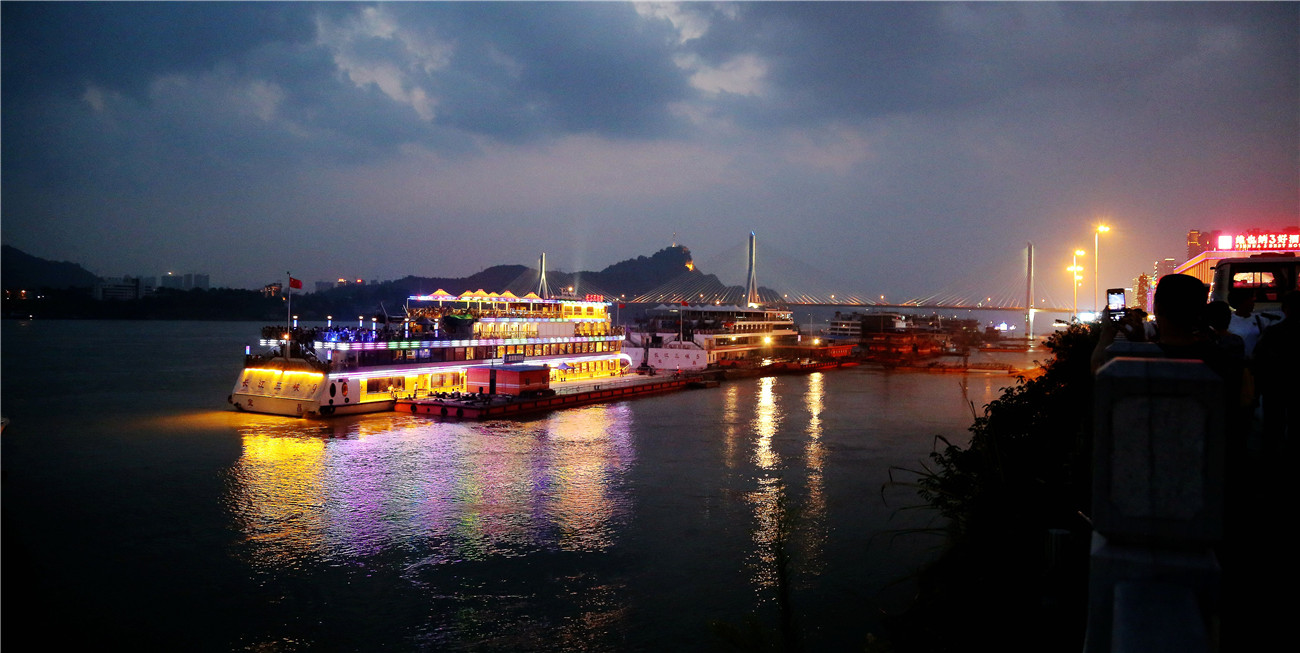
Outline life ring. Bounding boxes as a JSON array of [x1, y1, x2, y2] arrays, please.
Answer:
[[456, 408, 463, 418], [410, 403, 417, 413], [440, 406, 448, 416]]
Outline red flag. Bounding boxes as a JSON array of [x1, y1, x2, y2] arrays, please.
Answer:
[[289, 277, 303, 289], [618, 303, 626, 308], [681, 301, 688, 306]]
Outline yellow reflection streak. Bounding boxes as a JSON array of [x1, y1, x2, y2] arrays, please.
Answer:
[[746, 476, 786, 594], [801, 373, 827, 575], [543, 403, 632, 552], [722, 384, 741, 468], [752, 377, 780, 470], [746, 376, 785, 597], [227, 434, 330, 567]]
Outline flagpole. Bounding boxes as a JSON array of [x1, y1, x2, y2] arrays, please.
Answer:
[[286, 271, 293, 357]]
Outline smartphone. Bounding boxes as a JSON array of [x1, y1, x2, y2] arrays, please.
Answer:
[[1107, 288, 1126, 321]]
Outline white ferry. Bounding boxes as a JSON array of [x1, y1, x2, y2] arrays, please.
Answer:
[[621, 231, 815, 372], [229, 289, 626, 417], [623, 303, 800, 372], [824, 311, 908, 340]]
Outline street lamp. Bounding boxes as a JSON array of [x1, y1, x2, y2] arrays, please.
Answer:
[[1094, 224, 1110, 312], [1068, 249, 1085, 319]]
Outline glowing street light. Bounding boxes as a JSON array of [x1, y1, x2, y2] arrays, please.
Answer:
[[1068, 249, 1085, 319], [1094, 224, 1110, 312]]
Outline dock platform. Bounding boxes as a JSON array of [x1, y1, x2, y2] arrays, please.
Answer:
[[396, 377, 692, 420]]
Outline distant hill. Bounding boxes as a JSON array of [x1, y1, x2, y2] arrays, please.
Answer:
[[583, 245, 697, 298], [2, 245, 99, 290], [375, 245, 698, 301], [0, 244, 722, 319], [297, 246, 700, 317]]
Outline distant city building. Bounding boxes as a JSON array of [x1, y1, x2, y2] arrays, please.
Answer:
[[1134, 273, 1155, 313], [315, 281, 334, 293], [157, 271, 210, 290], [1185, 230, 1222, 261], [1175, 227, 1300, 285], [1156, 257, 1179, 278], [160, 273, 184, 290], [158, 271, 209, 290], [262, 282, 283, 297], [94, 276, 144, 301]]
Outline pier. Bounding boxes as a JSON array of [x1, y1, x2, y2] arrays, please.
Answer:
[[395, 358, 863, 420]]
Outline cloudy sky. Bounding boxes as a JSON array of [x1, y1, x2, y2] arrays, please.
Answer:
[[3, 2, 1296, 305]]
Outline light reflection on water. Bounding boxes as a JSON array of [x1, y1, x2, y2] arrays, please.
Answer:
[[744, 374, 831, 598], [226, 404, 636, 573], [802, 373, 828, 577], [752, 377, 781, 470]]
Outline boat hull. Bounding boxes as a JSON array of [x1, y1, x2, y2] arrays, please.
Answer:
[[229, 391, 395, 418]]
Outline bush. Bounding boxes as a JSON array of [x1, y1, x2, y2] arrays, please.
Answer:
[[885, 324, 1099, 652]]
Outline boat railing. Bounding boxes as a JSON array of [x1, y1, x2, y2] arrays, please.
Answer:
[[554, 373, 678, 396], [268, 321, 620, 346], [243, 352, 332, 374]]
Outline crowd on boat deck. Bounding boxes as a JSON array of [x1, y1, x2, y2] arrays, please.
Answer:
[[260, 324, 445, 344]]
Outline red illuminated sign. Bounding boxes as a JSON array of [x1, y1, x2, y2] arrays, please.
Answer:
[[584, 293, 602, 302], [1225, 232, 1300, 251]]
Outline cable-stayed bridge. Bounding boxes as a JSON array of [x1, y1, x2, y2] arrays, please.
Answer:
[[498, 236, 1075, 314], [624, 239, 1074, 313]]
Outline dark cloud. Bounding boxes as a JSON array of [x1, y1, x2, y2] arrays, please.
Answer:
[[1, 2, 313, 98], [686, 2, 1298, 128], [1, 2, 1295, 298], [414, 2, 691, 139]]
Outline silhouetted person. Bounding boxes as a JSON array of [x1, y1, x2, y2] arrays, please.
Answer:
[[1091, 274, 1228, 375], [1207, 300, 1246, 371], [1227, 287, 1275, 360], [1253, 290, 1299, 454]]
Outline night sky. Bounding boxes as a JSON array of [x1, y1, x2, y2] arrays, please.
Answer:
[[3, 2, 1296, 303]]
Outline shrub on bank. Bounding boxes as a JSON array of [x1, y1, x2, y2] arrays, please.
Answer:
[[886, 324, 1099, 652]]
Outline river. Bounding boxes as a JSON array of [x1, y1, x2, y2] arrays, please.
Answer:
[[1, 319, 1041, 650]]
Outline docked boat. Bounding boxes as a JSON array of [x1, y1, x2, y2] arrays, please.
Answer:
[[622, 302, 801, 372], [824, 310, 907, 341], [229, 288, 627, 418]]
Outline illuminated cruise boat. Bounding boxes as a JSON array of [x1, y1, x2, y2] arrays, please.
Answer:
[[229, 287, 626, 418]]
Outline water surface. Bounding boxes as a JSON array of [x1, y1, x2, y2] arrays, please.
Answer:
[[2, 319, 1027, 650]]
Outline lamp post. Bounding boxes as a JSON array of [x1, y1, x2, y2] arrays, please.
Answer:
[[1094, 224, 1110, 312], [1068, 249, 1085, 320]]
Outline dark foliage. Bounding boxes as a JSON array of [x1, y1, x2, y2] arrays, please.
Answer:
[[885, 324, 1099, 652]]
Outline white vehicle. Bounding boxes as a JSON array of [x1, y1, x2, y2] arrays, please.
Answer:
[[1209, 253, 1299, 314]]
